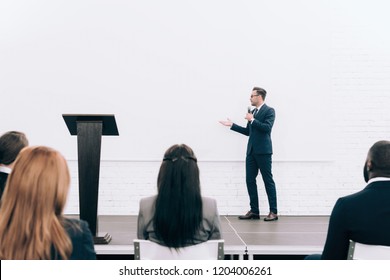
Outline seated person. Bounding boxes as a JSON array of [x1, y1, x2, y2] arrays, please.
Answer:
[[0, 131, 28, 199], [0, 146, 96, 259], [137, 144, 222, 248], [307, 140, 390, 259]]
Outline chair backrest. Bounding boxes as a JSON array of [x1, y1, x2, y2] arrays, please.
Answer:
[[133, 239, 224, 260], [348, 240, 390, 260]]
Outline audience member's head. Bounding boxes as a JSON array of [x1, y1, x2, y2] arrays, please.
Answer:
[[363, 140, 390, 182], [154, 144, 202, 248], [0, 146, 72, 259], [0, 131, 28, 168]]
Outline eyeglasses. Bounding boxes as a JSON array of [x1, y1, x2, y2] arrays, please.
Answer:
[[250, 94, 260, 98]]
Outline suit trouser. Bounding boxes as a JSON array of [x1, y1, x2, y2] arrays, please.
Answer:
[[245, 153, 277, 215]]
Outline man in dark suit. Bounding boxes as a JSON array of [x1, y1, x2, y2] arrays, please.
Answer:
[[318, 140, 390, 259], [220, 87, 278, 221]]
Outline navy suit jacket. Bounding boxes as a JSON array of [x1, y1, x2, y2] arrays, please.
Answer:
[[230, 104, 275, 155], [321, 180, 390, 259], [52, 218, 96, 260]]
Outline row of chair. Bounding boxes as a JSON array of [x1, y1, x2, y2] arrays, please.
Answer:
[[132, 239, 390, 260]]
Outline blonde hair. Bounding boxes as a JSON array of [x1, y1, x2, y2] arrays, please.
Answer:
[[0, 146, 72, 259]]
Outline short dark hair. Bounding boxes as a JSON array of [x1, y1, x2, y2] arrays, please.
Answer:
[[0, 131, 29, 165], [253, 87, 267, 100], [368, 140, 390, 173]]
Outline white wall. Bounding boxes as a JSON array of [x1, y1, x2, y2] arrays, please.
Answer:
[[0, 0, 331, 161], [1, 1, 390, 215]]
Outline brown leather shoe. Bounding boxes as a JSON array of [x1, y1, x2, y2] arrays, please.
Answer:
[[238, 211, 260, 220], [264, 212, 278, 221]]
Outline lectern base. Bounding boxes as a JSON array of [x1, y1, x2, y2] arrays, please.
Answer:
[[94, 232, 112, 244]]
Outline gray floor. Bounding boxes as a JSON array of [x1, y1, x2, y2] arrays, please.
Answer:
[[80, 215, 329, 259]]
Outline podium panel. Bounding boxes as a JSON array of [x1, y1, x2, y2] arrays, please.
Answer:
[[63, 114, 119, 244]]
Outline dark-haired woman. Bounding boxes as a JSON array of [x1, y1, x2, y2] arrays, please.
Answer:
[[137, 144, 221, 248]]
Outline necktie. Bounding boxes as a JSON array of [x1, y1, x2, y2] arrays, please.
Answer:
[[253, 108, 258, 117]]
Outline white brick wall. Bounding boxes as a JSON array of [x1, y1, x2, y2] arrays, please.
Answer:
[[64, 2, 390, 216], [63, 157, 380, 216]]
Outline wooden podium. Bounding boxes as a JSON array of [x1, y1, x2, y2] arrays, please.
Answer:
[[63, 114, 119, 244]]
